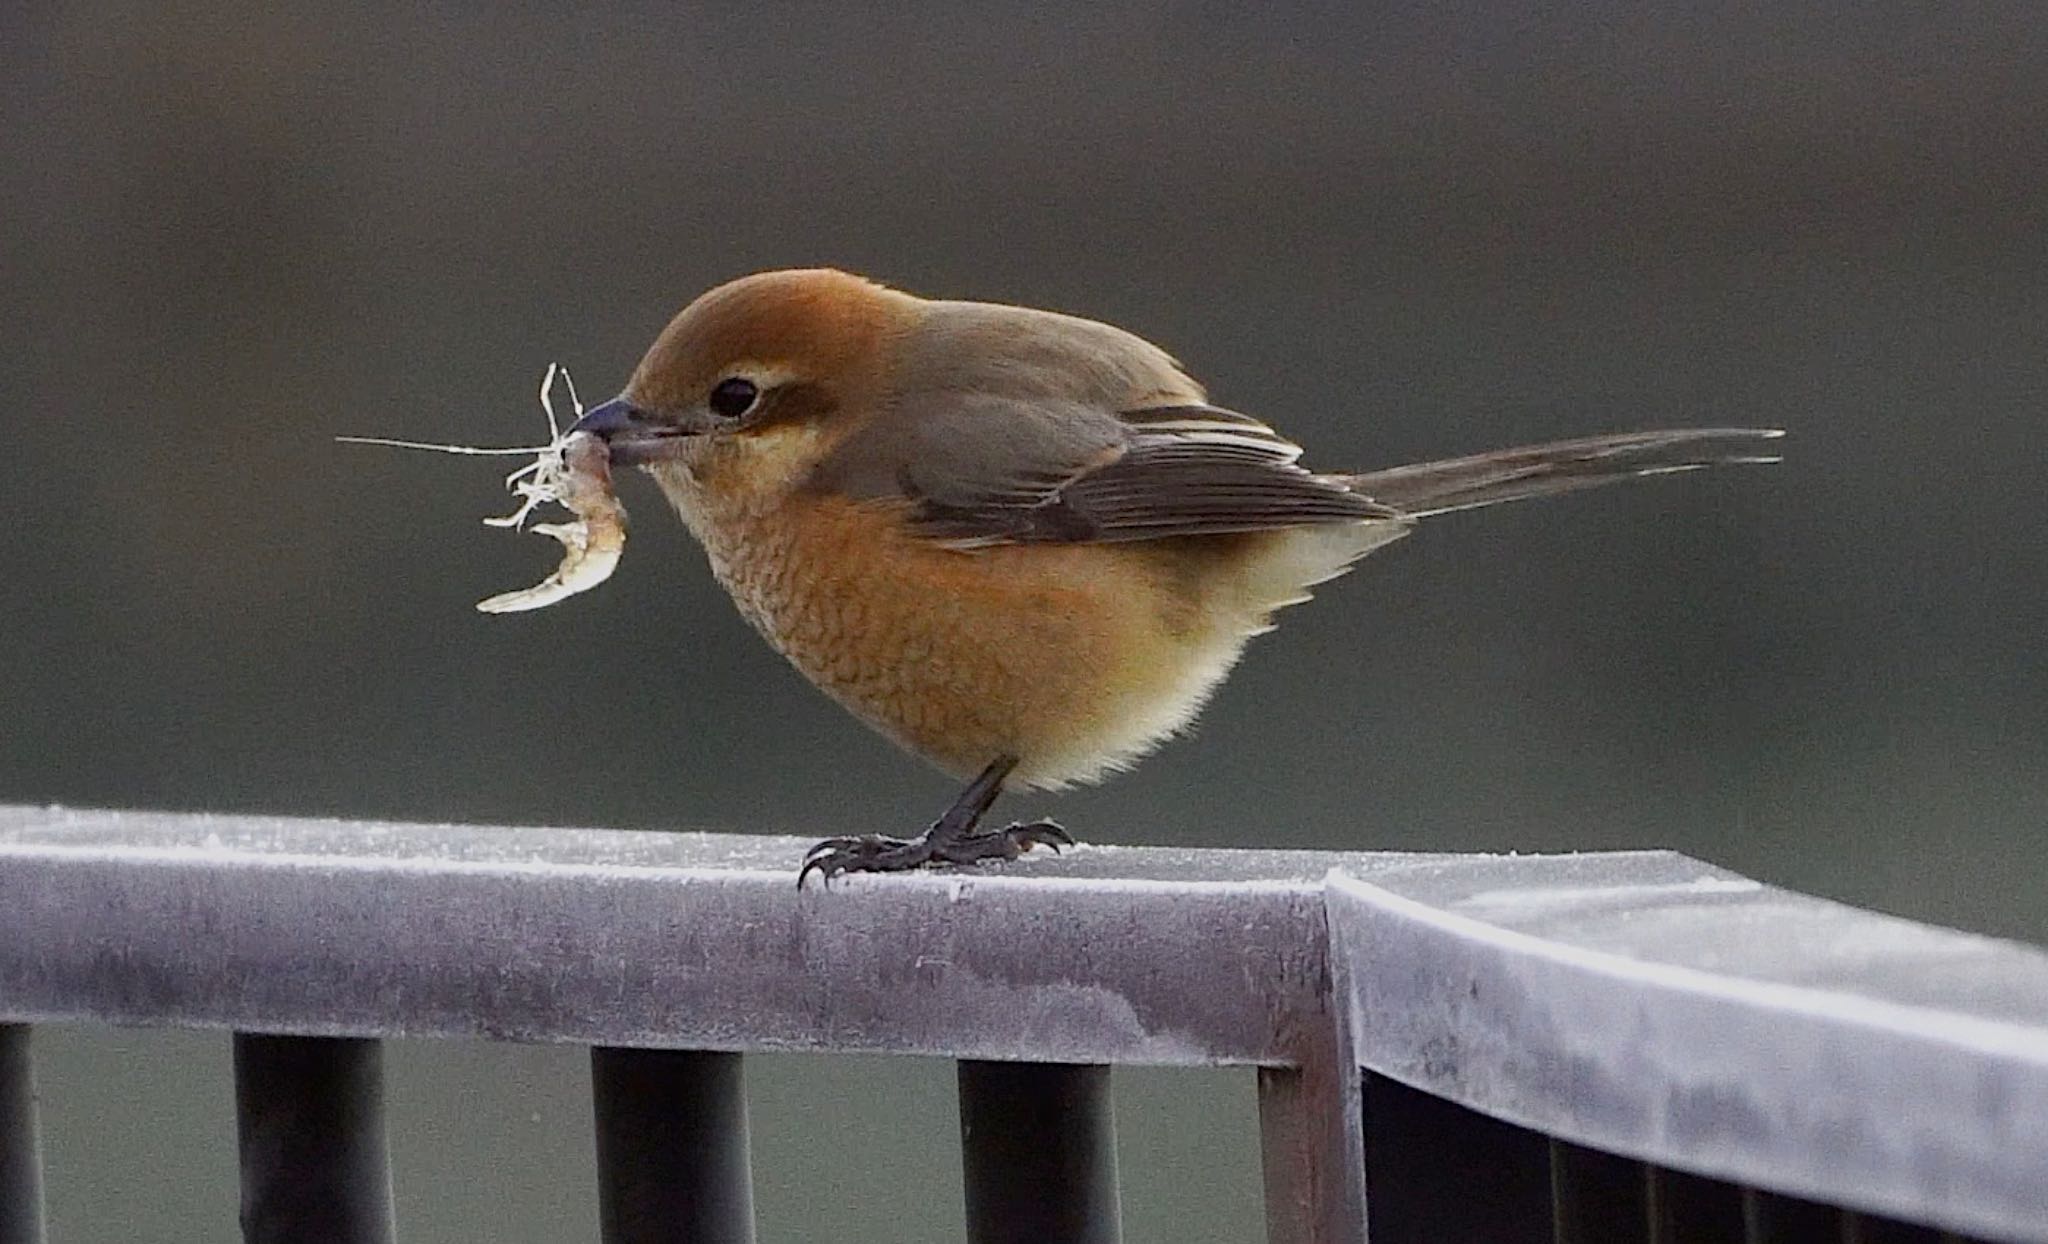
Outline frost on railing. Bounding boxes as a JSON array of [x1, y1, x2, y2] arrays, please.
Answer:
[[1, 805, 2045, 1244]]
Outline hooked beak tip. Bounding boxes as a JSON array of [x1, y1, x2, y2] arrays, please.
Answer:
[[568, 395, 698, 466]]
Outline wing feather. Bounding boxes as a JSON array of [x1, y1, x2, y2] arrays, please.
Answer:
[[892, 402, 1394, 547]]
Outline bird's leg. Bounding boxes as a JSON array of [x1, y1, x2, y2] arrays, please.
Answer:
[[798, 755, 1073, 887]]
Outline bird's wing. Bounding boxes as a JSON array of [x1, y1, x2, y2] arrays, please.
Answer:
[[815, 397, 1396, 548]]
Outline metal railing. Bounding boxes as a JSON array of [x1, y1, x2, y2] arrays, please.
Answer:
[[1, 804, 2044, 1243]]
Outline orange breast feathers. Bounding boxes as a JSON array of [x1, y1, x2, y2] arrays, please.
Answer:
[[654, 447, 1282, 790]]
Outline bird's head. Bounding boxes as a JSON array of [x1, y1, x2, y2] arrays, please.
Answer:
[[571, 269, 919, 495]]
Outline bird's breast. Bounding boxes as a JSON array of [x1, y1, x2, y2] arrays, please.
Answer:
[[647, 452, 1347, 789]]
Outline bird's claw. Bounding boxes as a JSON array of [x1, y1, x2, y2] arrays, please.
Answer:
[[797, 819, 1072, 889], [797, 833, 928, 888]]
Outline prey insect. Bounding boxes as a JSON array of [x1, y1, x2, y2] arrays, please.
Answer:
[[338, 364, 628, 612]]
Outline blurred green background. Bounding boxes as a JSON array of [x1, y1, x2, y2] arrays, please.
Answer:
[[5, 4, 2044, 1241]]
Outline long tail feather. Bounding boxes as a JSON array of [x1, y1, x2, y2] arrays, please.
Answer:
[[1340, 428, 1783, 518]]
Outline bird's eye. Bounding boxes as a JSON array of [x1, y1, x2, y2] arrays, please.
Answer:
[[708, 377, 760, 420]]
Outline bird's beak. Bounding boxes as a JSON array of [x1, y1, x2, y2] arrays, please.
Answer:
[[568, 396, 707, 466]]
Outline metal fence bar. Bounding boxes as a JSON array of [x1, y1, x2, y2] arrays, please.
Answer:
[[232, 1033, 394, 1244], [957, 1061, 1120, 1244], [8, 807, 2048, 1242], [1257, 878, 1366, 1244], [591, 1047, 755, 1244], [0, 807, 1360, 1067], [1255, 1062, 1364, 1244], [0, 1025, 44, 1244], [1326, 857, 2048, 1241]]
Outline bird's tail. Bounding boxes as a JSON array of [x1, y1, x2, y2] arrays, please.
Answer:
[[1338, 428, 1784, 518]]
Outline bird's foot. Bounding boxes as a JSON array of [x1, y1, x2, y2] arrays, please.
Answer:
[[798, 819, 1072, 888]]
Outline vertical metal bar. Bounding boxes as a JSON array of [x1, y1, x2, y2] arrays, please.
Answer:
[[1550, 1139, 1647, 1244], [591, 1047, 755, 1244], [1645, 1166, 1745, 1243], [233, 1033, 395, 1244], [1258, 1063, 1364, 1244], [1260, 887, 1367, 1244], [0, 1026, 46, 1244], [1741, 1187, 1841, 1241], [1360, 1074, 1550, 1244], [958, 1060, 1120, 1244]]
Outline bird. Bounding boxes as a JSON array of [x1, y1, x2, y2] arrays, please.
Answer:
[[562, 268, 1781, 886]]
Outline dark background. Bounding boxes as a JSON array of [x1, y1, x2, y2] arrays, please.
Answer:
[[5, 5, 2044, 1241]]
